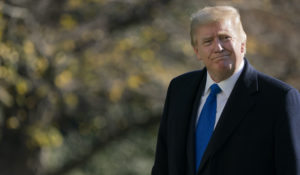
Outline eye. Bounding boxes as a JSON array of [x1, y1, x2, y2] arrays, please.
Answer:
[[220, 35, 231, 41], [202, 40, 212, 46]]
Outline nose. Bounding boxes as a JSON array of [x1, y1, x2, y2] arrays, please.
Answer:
[[213, 39, 224, 53]]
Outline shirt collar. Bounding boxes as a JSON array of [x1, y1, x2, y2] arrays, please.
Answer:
[[204, 59, 245, 97]]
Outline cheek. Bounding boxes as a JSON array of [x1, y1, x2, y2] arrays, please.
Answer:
[[199, 47, 213, 58], [229, 41, 241, 53], [224, 41, 235, 49]]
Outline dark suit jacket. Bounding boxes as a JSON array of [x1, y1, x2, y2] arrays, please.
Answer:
[[152, 59, 300, 175]]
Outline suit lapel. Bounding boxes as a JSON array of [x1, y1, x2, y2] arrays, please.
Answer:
[[186, 70, 207, 175], [197, 60, 259, 174]]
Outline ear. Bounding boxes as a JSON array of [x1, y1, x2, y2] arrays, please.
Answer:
[[193, 47, 202, 60], [241, 42, 246, 54]]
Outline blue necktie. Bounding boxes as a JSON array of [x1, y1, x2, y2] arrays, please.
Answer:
[[195, 83, 221, 172]]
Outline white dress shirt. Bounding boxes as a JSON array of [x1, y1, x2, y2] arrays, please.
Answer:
[[196, 60, 245, 128]]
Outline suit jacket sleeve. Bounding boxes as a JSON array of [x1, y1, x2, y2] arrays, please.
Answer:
[[275, 88, 300, 175], [152, 80, 174, 175]]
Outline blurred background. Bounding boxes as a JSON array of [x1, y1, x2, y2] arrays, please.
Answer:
[[0, 0, 299, 174]]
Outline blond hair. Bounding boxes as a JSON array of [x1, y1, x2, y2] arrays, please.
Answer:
[[190, 6, 247, 48]]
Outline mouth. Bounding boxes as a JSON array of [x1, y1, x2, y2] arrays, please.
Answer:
[[212, 55, 230, 60]]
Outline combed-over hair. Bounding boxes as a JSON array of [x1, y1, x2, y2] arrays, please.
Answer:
[[190, 6, 247, 48]]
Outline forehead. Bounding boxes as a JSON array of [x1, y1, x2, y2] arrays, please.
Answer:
[[196, 19, 237, 38]]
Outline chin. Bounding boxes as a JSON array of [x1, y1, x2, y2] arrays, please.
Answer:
[[216, 61, 233, 71], [219, 66, 235, 78]]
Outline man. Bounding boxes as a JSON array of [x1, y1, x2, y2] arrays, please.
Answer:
[[152, 6, 300, 175]]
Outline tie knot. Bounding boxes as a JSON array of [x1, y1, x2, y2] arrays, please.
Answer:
[[210, 84, 221, 95]]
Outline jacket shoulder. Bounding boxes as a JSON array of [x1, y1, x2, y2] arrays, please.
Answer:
[[256, 71, 294, 93], [171, 69, 205, 85]]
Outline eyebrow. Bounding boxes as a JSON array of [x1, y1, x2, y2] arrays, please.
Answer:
[[201, 32, 232, 40], [201, 37, 213, 41]]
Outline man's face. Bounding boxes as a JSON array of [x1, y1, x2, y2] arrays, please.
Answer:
[[193, 19, 245, 82]]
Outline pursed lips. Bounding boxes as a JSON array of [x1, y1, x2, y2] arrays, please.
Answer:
[[211, 54, 230, 60]]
